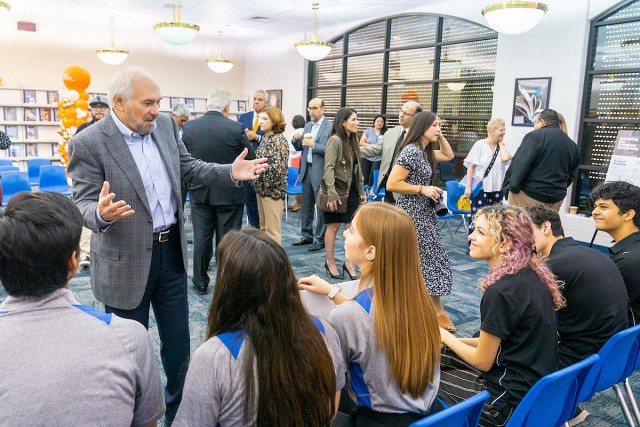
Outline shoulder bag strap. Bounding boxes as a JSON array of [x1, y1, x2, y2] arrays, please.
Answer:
[[483, 145, 500, 179]]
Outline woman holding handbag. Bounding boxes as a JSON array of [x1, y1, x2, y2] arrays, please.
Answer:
[[320, 107, 365, 280], [463, 118, 512, 219]]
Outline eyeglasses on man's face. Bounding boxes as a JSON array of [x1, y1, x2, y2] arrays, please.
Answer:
[[92, 105, 109, 111]]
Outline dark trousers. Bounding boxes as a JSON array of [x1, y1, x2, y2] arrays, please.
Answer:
[[244, 181, 259, 228], [191, 201, 244, 288], [105, 231, 190, 419], [301, 166, 326, 243], [362, 159, 381, 188]]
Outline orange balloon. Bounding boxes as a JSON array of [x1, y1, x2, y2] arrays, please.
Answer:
[[79, 91, 89, 101], [75, 100, 89, 110], [63, 66, 91, 91]]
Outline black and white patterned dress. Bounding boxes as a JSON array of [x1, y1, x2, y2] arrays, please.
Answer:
[[395, 144, 453, 296]]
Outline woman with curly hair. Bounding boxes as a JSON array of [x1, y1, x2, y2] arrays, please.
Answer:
[[438, 204, 563, 427]]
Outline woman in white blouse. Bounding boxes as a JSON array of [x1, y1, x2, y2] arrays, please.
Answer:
[[463, 118, 512, 217]]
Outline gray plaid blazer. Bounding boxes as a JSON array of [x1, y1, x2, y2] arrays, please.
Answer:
[[68, 113, 234, 310]]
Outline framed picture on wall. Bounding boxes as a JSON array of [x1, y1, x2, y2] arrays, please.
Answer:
[[512, 77, 551, 126], [266, 89, 282, 109], [237, 100, 247, 112], [184, 98, 195, 109]]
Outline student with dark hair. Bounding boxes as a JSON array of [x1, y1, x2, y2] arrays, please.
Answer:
[[386, 111, 456, 332], [527, 204, 629, 368], [502, 108, 579, 210], [174, 228, 344, 426], [300, 203, 442, 426], [591, 180, 640, 321], [0, 192, 164, 426], [438, 205, 562, 427], [359, 114, 387, 191]]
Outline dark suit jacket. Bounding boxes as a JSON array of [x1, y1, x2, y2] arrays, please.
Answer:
[[237, 111, 265, 149], [182, 110, 254, 206], [291, 118, 332, 185], [67, 113, 236, 310]]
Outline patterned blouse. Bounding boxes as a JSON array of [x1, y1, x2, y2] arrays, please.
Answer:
[[251, 132, 289, 200]]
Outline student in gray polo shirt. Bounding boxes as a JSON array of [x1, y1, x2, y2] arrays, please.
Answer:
[[300, 203, 442, 426], [0, 192, 165, 426], [174, 228, 345, 426]]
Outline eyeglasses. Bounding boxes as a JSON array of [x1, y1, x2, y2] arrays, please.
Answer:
[[92, 105, 109, 111], [399, 109, 414, 116]]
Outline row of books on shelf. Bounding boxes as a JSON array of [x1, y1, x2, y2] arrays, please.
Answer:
[[0, 143, 59, 159], [3, 125, 43, 140], [2, 107, 59, 123]]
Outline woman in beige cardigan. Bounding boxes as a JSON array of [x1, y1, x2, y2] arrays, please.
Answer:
[[322, 107, 365, 280]]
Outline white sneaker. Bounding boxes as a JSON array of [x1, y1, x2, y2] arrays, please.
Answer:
[[567, 408, 589, 426]]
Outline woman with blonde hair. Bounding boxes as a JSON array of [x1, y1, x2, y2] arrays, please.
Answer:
[[438, 205, 563, 426], [463, 118, 512, 217], [251, 106, 289, 244], [300, 203, 442, 426], [174, 228, 344, 426]]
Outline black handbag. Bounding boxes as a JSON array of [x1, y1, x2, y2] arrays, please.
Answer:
[[318, 156, 349, 214], [0, 131, 11, 150]]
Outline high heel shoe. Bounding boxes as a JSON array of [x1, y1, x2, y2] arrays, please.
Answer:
[[342, 262, 359, 280], [325, 262, 344, 279]]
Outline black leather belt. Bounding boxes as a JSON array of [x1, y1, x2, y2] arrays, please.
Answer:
[[153, 224, 177, 243]]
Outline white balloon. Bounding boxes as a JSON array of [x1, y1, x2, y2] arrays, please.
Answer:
[[68, 90, 80, 101]]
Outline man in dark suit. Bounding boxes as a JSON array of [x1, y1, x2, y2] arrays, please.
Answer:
[[67, 67, 267, 424], [237, 89, 267, 228], [182, 88, 254, 295], [291, 98, 332, 251]]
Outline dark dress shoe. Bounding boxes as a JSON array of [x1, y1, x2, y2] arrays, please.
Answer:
[[308, 242, 325, 252], [292, 238, 313, 246], [193, 283, 208, 295]]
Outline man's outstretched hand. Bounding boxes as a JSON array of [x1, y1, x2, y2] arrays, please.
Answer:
[[231, 148, 268, 181], [98, 181, 135, 222]]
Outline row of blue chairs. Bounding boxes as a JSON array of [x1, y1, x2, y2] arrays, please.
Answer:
[[0, 158, 54, 185], [0, 165, 71, 205], [409, 323, 640, 426]]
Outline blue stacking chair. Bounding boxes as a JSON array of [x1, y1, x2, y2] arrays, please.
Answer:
[[506, 354, 600, 427], [576, 324, 640, 426], [27, 157, 52, 186], [409, 390, 490, 427], [0, 166, 19, 173], [0, 159, 13, 167], [1, 171, 31, 206], [366, 169, 385, 201], [286, 166, 302, 222], [38, 165, 71, 196], [445, 180, 472, 233]]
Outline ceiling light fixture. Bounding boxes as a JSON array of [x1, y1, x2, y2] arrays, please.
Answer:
[[207, 30, 234, 73], [96, 17, 129, 65], [295, 1, 334, 62], [481, 1, 548, 35], [154, 0, 200, 45], [0, 1, 10, 15]]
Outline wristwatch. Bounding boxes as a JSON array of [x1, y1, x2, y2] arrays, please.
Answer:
[[327, 284, 342, 300]]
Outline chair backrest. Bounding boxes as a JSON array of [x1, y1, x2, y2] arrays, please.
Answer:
[[439, 159, 458, 182], [1, 171, 32, 206], [287, 167, 302, 193], [38, 165, 71, 195], [578, 324, 640, 403], [445, 180, 470, 214], [0, 159, 13, 167], [409, 390, 490, 427], [507, 354, 599, 427], [372, 169, 385, 197], [27, 158, 52, 185], [0, 166, 19, 173]]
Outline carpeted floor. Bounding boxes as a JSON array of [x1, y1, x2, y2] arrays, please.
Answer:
[[1, 204, 635, 426]]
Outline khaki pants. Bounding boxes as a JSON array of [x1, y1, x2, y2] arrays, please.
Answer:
[[80, 226, 92, 258], [256, 195, 284, 245], [507, 191, 563, 211]]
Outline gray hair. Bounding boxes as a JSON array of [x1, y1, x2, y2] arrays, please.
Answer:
[[206, 88, 232, 110], [172, 102, 191, 117], [254, 89, 268, 98], [486, 118, 505, 133], [107, 66, 158, 105]]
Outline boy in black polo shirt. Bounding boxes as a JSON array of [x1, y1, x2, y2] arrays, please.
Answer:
[[591, 181, 640, 323], [527, 205, 630, 368]]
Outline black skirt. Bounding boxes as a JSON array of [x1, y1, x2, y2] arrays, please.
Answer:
[[324, 176, 360, 224]]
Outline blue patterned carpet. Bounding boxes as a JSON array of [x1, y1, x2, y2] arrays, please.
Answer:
[[1, 204, 635, 426]]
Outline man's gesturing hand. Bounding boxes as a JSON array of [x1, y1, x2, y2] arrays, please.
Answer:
[[98, 181, 135, 222]]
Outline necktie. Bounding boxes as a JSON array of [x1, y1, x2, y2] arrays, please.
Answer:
[[253, 114, 259, 132], [393, 129, 407, 159]]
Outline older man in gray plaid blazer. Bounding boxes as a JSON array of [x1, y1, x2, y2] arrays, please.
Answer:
[[67, 66, 267, 423]]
